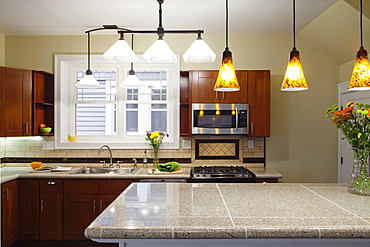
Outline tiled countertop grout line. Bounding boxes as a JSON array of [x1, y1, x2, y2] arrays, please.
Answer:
[[217, 186, 236, 227], [298, 184, 369, 224]]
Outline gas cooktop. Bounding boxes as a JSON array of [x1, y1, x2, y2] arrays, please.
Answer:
[[190, 166, 255, 183]]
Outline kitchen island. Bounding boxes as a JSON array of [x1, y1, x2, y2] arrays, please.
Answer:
[[85, 183, 370, 247]]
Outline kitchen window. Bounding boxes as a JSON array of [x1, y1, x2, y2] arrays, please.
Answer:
[[54, 55, 180, 149]]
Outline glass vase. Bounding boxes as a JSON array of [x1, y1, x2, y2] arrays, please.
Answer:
[[348, 149, 370, 196], [152, 145, 160, 169]]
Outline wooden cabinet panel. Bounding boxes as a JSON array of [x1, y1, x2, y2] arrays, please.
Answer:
[[0, 67, 32, 137], [63, 179, 133, 240], [98, 180, 134, 195], [64, 180, 99, 194], [18, 179, 39, 240], [40, 179, 63, 240], [2, 180, 18, 247], [33, 71, 55, 136], [64, 194, 99, 240], [247, 70, 270, 137], [190, 70, 248, 103]]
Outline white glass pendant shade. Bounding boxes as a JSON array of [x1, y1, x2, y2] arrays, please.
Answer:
[[103, 39, 139, 63], [143, 39, 177, 63], [183, 39, 216, 63], [119, 74, 142, 88], [75, 72, 102, 88]]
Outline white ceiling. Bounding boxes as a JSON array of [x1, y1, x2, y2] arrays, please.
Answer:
[[0, 0, 338, 36]]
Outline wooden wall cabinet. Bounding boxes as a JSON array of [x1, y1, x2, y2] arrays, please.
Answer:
[[1, 180, 18, 247], [181, 70, 270, 137], [247, 70, 270, 137], [0, 67, 33, 137], [190, 70, 248, 103], [0, 67, 54, 137], [33, 71, 55, 136]]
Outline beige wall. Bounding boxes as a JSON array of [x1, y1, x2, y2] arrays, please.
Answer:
[[0, 33, 4, 66], [3, 31, 340, 182]]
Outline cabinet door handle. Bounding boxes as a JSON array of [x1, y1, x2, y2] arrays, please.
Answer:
[[93, 200, 96, 212], [4, 188, 9, 200], [100, 200, 103, 212], [40, 199, 44, 212], [25, 122, 29, 133], [215, 91, 218, 99], [251, 122, 254, 134], [47, 181, 56, 185], [222, 91, 225, 99]]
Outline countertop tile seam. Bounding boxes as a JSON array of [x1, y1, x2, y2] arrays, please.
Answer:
[[217, 186, 235, 227], [244, 226, 248, 239], [298, 184, 366, 221]]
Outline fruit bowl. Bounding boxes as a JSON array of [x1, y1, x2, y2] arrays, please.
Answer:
[[40, 127, 52, 133], [68, 136, 78, 142], [30, 162, 42, 169]]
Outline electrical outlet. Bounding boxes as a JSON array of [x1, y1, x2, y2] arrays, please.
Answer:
[[248, 140, 254, 149], [43, 141, 54, 150], [182, 140, 191, 149]]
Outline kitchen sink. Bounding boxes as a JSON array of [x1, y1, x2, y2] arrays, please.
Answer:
[[70, 167, 138, 175]]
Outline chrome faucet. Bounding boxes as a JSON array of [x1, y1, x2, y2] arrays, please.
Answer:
[[133, 158, 137, 170], [97, 144, 113, 168]]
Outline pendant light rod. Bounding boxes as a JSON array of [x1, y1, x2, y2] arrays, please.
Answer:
[[85, 27, 205, 35], [226, 0, 229, 48], [86, 32, 92, 75], [293, 0, 296, 48], [130, 34, 134, 72], [360, 0, 363, 47]]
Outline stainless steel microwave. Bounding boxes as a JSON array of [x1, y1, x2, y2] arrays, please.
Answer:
[[192, 103, 249, 135]]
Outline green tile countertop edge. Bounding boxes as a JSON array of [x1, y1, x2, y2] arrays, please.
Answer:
[[85, 183, 370, 239]]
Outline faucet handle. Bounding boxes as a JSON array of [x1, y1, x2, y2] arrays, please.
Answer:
[[116, 161, 122, 168], [100, 160, 106, 168]]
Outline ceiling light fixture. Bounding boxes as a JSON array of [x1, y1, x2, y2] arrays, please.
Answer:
[[103, 31, 139, 63], [214, 0, 240, 92], [75, 32, 102, 88], [119, 34, 145, 88], [281, 0, 308, 91], [82, 0, 214, 66], [348, 0, 370, 91]]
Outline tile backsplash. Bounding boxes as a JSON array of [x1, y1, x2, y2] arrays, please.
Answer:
[[0, 136, 264, 167]]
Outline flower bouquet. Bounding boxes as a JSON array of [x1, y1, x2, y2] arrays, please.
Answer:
[[145, 131, 169, 168], [325, 101, 370, 195]]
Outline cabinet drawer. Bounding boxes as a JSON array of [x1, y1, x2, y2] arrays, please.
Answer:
[[64, 180, 99, 194], [40, 179, 63, 194], [98, 180, 134, 195]]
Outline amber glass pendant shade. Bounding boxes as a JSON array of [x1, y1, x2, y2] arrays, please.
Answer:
[[348, 47, 370, 90], [281, 48, 308, 91], [214, 48, 240, 92]]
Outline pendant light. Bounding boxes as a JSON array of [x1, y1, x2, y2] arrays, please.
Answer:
[[281, 0, 308, 91], [120, 35, 146, 88], [142, 0, 177, 63], [183, 32, 216, 63], [75, 32, 102, 88], [348, 0, 370, 91], [214, 0, 240, 92], [103, 31, 139, 63]]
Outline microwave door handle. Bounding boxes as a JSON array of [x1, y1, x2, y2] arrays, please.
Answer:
[[235, 107, 238, 129]]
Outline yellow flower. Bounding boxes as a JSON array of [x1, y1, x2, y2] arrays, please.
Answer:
[[150, 131, 159, 139], [358, 133, 362, 138], [346, 101, 354, 107]]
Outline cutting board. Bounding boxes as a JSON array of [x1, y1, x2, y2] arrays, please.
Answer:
[[147, 169, 184, 175]]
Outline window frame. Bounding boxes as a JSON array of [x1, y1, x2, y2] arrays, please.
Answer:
[[54, 54, 180, 149]]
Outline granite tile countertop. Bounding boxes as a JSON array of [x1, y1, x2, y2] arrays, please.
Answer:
[[85, 183, 370, 240], [0, 165, 282, 183]]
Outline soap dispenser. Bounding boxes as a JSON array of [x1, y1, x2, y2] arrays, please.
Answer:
[[143, 150, 148, 168]]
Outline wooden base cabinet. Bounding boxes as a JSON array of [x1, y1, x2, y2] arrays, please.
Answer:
[[39, 179, 63, 240], [63, 180, 134, 240], [2, 180, 18, 247], [18, 180, 39, 240]]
